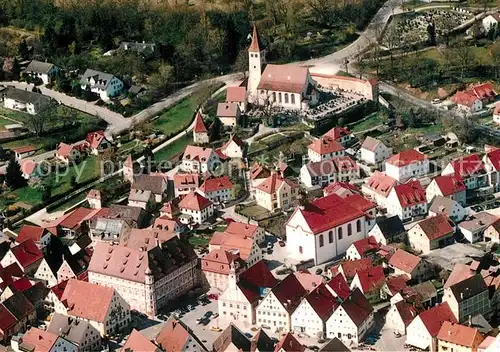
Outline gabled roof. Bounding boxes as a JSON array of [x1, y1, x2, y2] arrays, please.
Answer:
[[21, 328, 58, 352], [386, 149, 426, 167], [354, 266, 385, 293], [432, 174, 466, 196], [393, 181, 426, 207], [274, 333, 304, 352], [0, 304, 18, 332], [250, 162, 271, 180], [389, 249, 422, 274], [199, 175, 233, 193], [81, 68, 118, 90], [133, 174, 165, 195], [364, 171, 398, 197], [411, 281, 438, 302], [308, 137, 345, 155], [385, 275, 409, 295], [85, 130, 107, 150], [173, 173, 200, 189], [444, 263, 475, 289], [324, 127, 352, 141], [17, 225, 46, 244], [323, 181, 359, 198], [269, 274, 307, 314], [351, 236, 379, 257], [418, 302, 457, 337], [13, 145, 35, 154], [213, 323, 250, 352], [237, 260, 278, 303], [414, 214, 454, 241], [178, 191, 212, 211], [256, 173, 297, 194], [217, 102, 240, 118], [251, 329, 274, 352], [375, 215, 406, 239], [10, 238, 43, 269], [326, 273, 351, 300], [226, 86, 247, 102], [5, 87, 51, 105], [339, 258, 373, 280], [201, 249, 242, 275], [452, 91, 479, 107], [156, 317, 205, 352], [361, 136, 384, 152], [449, 154, 485, 177], [3, 291, 35, 320], [429, 196, 461, 217], [225, 222, 259, 239], [394, 300, 420, 327], [26, 60, 56, 74], [486, 148, 500, 171], [437, 321, 484, 348], [50, 280, 68, 301], [121, 329, 159, 352], [319, 338, 350, 352], [340, 288, 374, 327], [182, 145, 214, 162], [193, 113, 208, 133], [258, 64, 310, 94], [449, 274, 487, 302], [305, 283, 338, 321], [471, 82, 496, 100]]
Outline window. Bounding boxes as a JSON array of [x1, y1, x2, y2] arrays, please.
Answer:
[[299, 246, 303, 254], [348, 224, 352, 236], [291, 94, 295, 105], [279, 93, 282, 103], [338, 228, 343, 240], [329, 231, 333, 243], [285, 93, 289, 104], [356, 219, 361, 232], [319, 235, 324, 247]]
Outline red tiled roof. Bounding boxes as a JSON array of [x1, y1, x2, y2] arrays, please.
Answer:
[[294, 270, 325, 293], [21, 328, 58, 352], [121, 329, 158, 352], [61, 279, 115, 323], [389, 249, 421, 274], [226, 86, 246, 102], [182, 145, 214, 162], [248, 24, 261, 53], [305, 283, 338, 321], [394, 300, 419, 327], [415, 214, 454, 241], [173, 173, 200, 189], [201, 249, 241, 275], [355, 266, 385, 293], [386, 149, 427, 167], [217, 102, 239, 118], [250, 162, 270, 180], [341, 288, 374, 327], [274, 333, 304, 352], [153, 217, 179, 231], [352, 236, 379, 257], [433, 174, 466, 196], [452, 91, 479, 107], [365, 171, 398, 197], [11, 277, 32, 292], [56, 142, 73, 158], [48, 207, 109, 231], [11, 239, 43, 269], [393, 181, 426, 207], [308, 137, 345, 155], [486, 148, 500, 171], [17, 225, 46, 244], [346, 194, 376, 213], [258, 64, 309, 94], [86, 130, 106, 150], [178, 191, 212, 211], [272, 274, 308, 313], [193, 113, 208, 133], [385, 275, 409, 295], [324, 126, 352, 141], [155, 318, 194, 352], [0, 304, 18, 332], [13, 145, 35, 154], [256, 173, 297, 194], [449, 154, 485, 177], [339, 258, 374, 280], [225, 222, 259, 239], [50, 280, 68, 300], [323, 182, 359, 197], [20, 159, 37, 176], [288, 193, 366, 235], [199, 176, 232, 193], [471, 82, 496, 100], [437, 321, 484, 348], [326, 273, 350, 300], [418, 302, 457, 337], [237, 260, 278, 303]]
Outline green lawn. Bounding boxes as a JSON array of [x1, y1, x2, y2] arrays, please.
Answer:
[[48, 193, 87, 213], [189, 235, 210, 247], [0, 116, 15, 129], [351, 113, 384, 132], [154, 134, 192, 162], [0, 107, 28, 123], [152, 97, 198, 136], [2, 137, 45, 152]]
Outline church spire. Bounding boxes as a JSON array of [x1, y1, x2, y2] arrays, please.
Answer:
[[248, 23, 261, 53]]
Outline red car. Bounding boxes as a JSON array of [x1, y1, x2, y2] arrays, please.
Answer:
[[208, 294, 218, 300], [278, 240, 285, 247]]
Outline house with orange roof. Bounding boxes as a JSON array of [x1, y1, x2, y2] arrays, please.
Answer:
[[226, 86, 247, 112], [155, 317, 207, 351], [442, 154, 487, 190], [208, 231, 262, 267], [16, 225, 51, 254], [385, 149, 429, 182], [219, 134, 245, 159], [201, 249, 245, 291], [346, 236, 380, 260], [324, 126, 355, 146], [254, 172, 298, 211], [56, 141, 88, 163], [452, 90, 483, 113], [13, 145, 36, 160], [181, 145, 220, 174], [408, 214, 455, 253], [86, 130, 110, 155], [350, 266, 385, 299], [437, 321, 484, 352], [361, 171, 399, 209], [300, 156, 360, 188], [389, 249, 431, 282], [0, 238, 43, 274], [225, 221, 265, 244], [197, 175, 233, 204], [386, 180, 427, 221], [173, 173, 201, 198], [19, 159, 38, 180], [178, 191, 214, 225], [11, 327, 78, 352], [360, 136, 392, 166], [326, 288, 374, 345], [121, 329, 160, 352], [426, 173, 467, 206], [193, 112, 209, 144], [307, 137, 345, 163]]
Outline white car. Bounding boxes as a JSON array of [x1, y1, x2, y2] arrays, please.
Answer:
[[432, 98, 441, 104]]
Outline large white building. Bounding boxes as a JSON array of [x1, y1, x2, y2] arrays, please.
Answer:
[[182, 145, 221, 174], [300, 156, 360, 188], [80, 69, 123, 100], [286, 193, 376, 265], [88, 234, 198, 317], [425, 174, 467, 206], [385, 150, 429, 182], [360, 137, 393, 166], [385, 181, 427, 221]]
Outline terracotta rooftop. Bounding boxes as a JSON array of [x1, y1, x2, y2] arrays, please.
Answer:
[[352, 236, 379, 257], [226, 86, 246, 102], [354, 266, 385, 293], [486, 148, 500, 171], [386, 149, 427, 167], [199, 175, 233, 193], [121, 329, 159, 352], [361, 136, 384, 152], [340, 288, 374, 327], [418, 302, 457, 337], [432, 174, 466, 196], [393, 180, 426, 207], [258, 64, 310, 94], [248, 23, 262, 53], [270, 274, 307, 313], [414, 214, 454, 241], [256, 172, 297, 194], [364, 171, 398, 197], [394, 300, 420, 327], [389, 249, 422, 274], [178, 191, 212, 211], [237, 260, 278, 304], [305, 283, 338, 321], [21, 328, 59, 352], [324, 126, 352, 141], [193, 112, 208, 134], [448, 154, 485, 177], [323, 181, 359, 198], [326, 273, 351, 300], [294, 270, 325, 293], [16, 225, 46, 244], [10, 238, 43, 269], [182, 145, 214, 162], [437, 321, 484, 348], [217, 102, 240, 118], [156, 317, 203, 352], [338, 258, 373, 280], [224, 221, 260, 239], [201, 249, 242, 275], [308, 137, 345, 155], [274, 333, 304, 352]]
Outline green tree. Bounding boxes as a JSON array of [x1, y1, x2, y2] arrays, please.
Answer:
[[70, 175, 77, 188], [18, 39, 29, 59], [490, 41, 500, 79], [11, 57, 20, 80], [5, 157, 25, 189], [148, 62, 173, 98]]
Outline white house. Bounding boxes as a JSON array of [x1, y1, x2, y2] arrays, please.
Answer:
[[300, 156, 360, 188], [360, 136, 393, 166], [407, 214, 455, 254], [349, 266, 385, 299], [4, 88, 52, 115], [385, 181, 427, 221], [323, 127, 356, 146], [482, 13, 500, 32], [219, 134, 245, 159], [80, 69, 123, 100], [406, 303, 458, 351], [345, 236, 379, 260], [178, 191, 214, 225], [286, 193, 372, 265], [34, 258, 58, 287], [451, 91, 483, 113], [441, 154, 487, 190], [256, 274, 307, 332], [361, 171, 399, 209], [385, 149, 429, 182], [385, 300, 420, 335], [307, 137, 345, 163], [291, 283, 338, 338], [483, 148, 500, 191], [254, 172, 299, 211], [226, 86, 247, 113], [425, 174, 467, 206], [16, 225, 51, 254], [182, 145, 221, 174], [25, 60, 60, 85], [458, 212, 497, 244], [388, 249, 430, 282], [368, 215, 406, 245], [197, 175, 233, 204], [428, 195, 467, 222], [217, 102, 241, 127], [326, 289, 374, 346]]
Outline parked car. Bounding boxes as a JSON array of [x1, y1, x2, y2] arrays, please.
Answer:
[[204, 311, 213, 319], [267, 242, 273, 250], [278, 240, 285, 247], [211, 326, 222, 332], [315, 268, 323, 275], [244, 333, 253, 339], [212, 313, 219, 319], [208, 293, 218, 300]]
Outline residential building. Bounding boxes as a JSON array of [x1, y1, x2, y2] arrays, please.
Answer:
[[442, 155, 487, 190], [452, 91, 483, 112], [155, 317, 207, 352], [11, 328, 77, 352], [254, 172, 298, 211], [56, 141, 87, 163], [182, 145, 220, 174], [482, 13, 500, 32], [256, 274, 308, 332], [218, 260, 278, 326], [19, 159, 38, 180], [426, 174, 467, 206], [319, 338, 350, 352], [350, 266, 385, 299], [198, 175, 233, 203], [132, 174, 167, 203], [219, 134, 245, 159], [443, 274, 491, 323], [193, 113, 209, 144], [16, 225, 51, 254], [484, 219, 500, 243], [34, 258, 58, 287], [122, 155, 135, 184], [47, 313, 102, 351], [494, 103, 500, 125], [458, 212, 497, 243], [385, 149, 429, 182], [385, 300, 421, 335], [88, 236, 197, 317], [409, 281, 439, 308], [346, 236, 379, 260], [323, 181, 360, 198], [80, 69, 123, 100], [360, 136, 393, 166], [369, 215, 406, 245], [213, 324, 251, 352], [201, 249, 245, 292], [128, 189, 154, 210], [209, 231, 262, 267], [326, 289, 374, 346], [107, 205, 148, 228], [324, 127, 355, 146], [0, 239, 43, 274], [407, 214, 455, 253], [437, 321, 485, 352], [386, 180, 427, 221], [57, 248, 92, 282], [174, 173, 201, 198], [307, 137, 345, 163], [3, 88, 52, 115], [226, 86, 247, 112], [274, 333, 305, 352], [291, 283, 338, 337], [178, 191, 214, 225], [286, 193, 371, 265], [56, 279, 130, 336], [335, 259, 373, 282], [429, 195, 467, 222], [152, 217, 181, 233], [482, 148, 500, 191], [24, 60, 60, 84], [249, 162, 271, 191], [122, 329, 160, 352], [406, 302, 458, 350], [389, 249, 430, 282], [294, 270, 325, 293], [325, 273, 351, 300], [225, 221, 266, 245], [13, 145, 36, 159], [300, 156, 360, 188], [88, 217, 132, 245], [217, 102, 241, 127], [361, 171, 398, 209], [85, 130, 109, 155]]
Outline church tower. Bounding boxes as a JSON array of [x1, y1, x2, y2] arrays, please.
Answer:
[[247, 24, 264, 103]]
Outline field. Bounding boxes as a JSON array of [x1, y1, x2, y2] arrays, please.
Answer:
[[154, 134, 192, 162], [350, 112, 386, 132], [152, 97, 197, 136]]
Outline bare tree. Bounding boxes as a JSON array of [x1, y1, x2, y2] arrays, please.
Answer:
[[445, 40, 476, 79], [25, 101, 56, 136]]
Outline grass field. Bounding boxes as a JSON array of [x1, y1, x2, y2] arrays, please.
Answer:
[[351, 112, 385, 132], [152, 97, 197, 136], [0, 116, 15, 129], [154, 134, 192, 162]]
